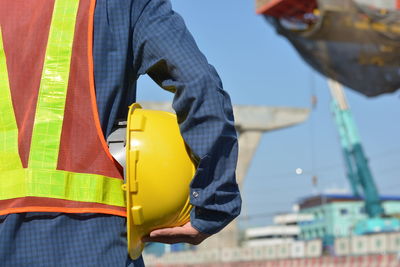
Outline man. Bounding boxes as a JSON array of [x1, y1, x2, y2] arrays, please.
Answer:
[[0, 0, 241, 266]]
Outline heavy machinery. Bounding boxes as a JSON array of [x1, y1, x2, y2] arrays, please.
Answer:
[[256, 0, 400, 97], [328, 79, 400, 235], [256, 0, 400, 235]]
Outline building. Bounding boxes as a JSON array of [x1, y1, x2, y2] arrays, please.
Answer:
[[298, 194, 400, 246], [243, 212, 314, 247]]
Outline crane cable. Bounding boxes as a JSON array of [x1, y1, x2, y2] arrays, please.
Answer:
[[309, 72, 318, 191]]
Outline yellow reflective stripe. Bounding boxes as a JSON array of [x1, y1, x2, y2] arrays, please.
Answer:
[[0, 169, 125, 207], [0, 27, 23, 171], [29, 0, 79, 169]]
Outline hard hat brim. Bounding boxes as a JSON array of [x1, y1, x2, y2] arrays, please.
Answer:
[[128, 227, 145, 260]]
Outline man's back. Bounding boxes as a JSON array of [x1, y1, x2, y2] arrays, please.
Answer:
[[0, 0, 241, 266]]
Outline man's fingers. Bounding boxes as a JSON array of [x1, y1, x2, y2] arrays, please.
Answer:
[[141, 222, 210, 245], [142, 235, 197, 245], [150, 226, 193, 237]]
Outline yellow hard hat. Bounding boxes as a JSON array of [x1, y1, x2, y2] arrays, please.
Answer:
[[123, 103, 196, 260]]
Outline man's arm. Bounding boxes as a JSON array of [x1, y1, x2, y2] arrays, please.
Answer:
[[131, 0, 241, 242]]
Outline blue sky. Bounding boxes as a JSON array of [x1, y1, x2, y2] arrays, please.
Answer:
[[137, 0, 400, 228]]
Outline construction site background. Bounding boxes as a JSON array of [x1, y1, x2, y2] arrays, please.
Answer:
[[143, 232, 400, 266]]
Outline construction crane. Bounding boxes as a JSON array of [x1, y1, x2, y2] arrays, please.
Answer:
[[328, 79, 400, 235]]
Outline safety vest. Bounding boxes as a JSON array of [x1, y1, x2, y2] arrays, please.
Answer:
[[0, 0, 126, 217]]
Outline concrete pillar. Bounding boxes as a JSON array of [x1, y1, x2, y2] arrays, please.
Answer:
[[236, 130, 263, 185]]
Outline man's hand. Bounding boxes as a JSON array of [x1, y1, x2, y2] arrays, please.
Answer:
[[141, 222, 210, 245]]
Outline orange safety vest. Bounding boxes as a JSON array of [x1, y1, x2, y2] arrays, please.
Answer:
[[0, 0, 126, 217]]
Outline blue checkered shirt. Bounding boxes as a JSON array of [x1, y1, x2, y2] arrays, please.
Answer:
[[0, 0, 241, 266]]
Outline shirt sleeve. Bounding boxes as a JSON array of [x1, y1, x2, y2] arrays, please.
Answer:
[[131, 0, 241, 235]]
